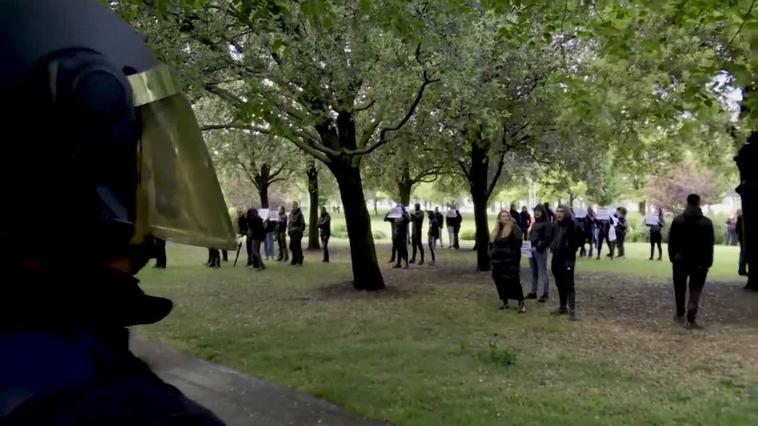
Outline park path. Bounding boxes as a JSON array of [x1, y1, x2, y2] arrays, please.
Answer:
[[130, 335, 388, 426]]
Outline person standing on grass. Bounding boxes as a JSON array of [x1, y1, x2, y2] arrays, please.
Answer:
[[596, 216, 614, 260], [612, 207, 628, 258], [427, 210, 440, 266], [392, 206, 412, 268], [668, 194, 714, 328], [410, 203, 425, 265], [247, 209, 266, 271], [550, 205, 581, 320], [276, 206, 289, 262], [526, 204, 552, 303], [579, 207, 596, 258], [543, 202, 556, 223], [288, 201, 306, 265], [648, 207, 665, 261], [384, 209, 398, 263], [434, 206, 445, 248], [264, 213, 276, 260], [318, 207, 331, 263], [445, 204, 456, 248], [452, 207, 463, 249], [489, 210, 526, 313], [206, 248, 221, 268]]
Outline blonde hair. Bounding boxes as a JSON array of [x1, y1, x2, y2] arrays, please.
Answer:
[[490, 210, 513, 242]]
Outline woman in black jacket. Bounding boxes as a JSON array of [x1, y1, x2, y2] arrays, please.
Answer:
[[489, 210, 526, 312], [527, 205, 552, 302]]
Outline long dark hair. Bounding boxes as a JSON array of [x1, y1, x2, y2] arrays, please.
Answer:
[[533, 204, 547, 222]]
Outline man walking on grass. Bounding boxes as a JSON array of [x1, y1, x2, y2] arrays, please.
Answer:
[[550, 205, 581, 320], [668, 194, 714, 328]]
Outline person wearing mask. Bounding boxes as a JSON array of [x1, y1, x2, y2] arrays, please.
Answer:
[[247, 209, 266, 271], [410, 203, 425, 265], [427, 210, 440, 266], [489, 210, 526, 312], [276, 206, 289, 262], [527, 205, 552, 302], [263, 212, 276, 261], [613, 207, 628, 258], [434, 206, 445, 249], [543, 202, 556, 223], [520, 206, 532, 230], [393, 206, 411, 269], [452, 207, 463, 249], [288, 201, 306, 265], [647, 207, 665, 261], [579, 208, 596, 258], [737, 209, 748, 277], [668, 194, 714, 328], [551, 205, 581, 320], [318, 207, 331, 263], [0, 2, 232, 421], [384, 209, 398, 263]]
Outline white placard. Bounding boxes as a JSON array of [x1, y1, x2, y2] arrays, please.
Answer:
[[574, 207, 588, 219], [387, 207, 403, 219], [258, 208, 270, 220], [447, 209, 457, 218], [521, 240, 533, 258], [645, 215, 660, 226], [267, 210, 280, 221], [596, 208, 612, 221]]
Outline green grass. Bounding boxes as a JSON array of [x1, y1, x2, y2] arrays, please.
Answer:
[[137, 242, 758, 425]]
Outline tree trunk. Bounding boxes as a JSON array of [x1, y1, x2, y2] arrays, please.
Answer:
[[469, 140, 491, 272], [258, 185, 269, 209], [398, 180, 413, 207], [374, 198, 378, 216], [638, 200, 646, 214], [330, 161, 385, 290], [307, 163, 320, 250]]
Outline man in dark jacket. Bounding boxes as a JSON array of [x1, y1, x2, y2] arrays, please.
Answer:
[[393, 206, 411, 268], [543, 202, 556, 223], [318, 207, 331, 263], [410, 203, 425, 265], [452, 208, 463, 249], [246, 209, 266, 271], [520, 206, 532, 231], [288, 202, 306, 265], [434, 207, 445, 248], [550, 205, 581, 320], [510, 203, 522, 230], [612, 207, 628, 258], [668, 194, 714, 328], [276, 206, 289, 262]]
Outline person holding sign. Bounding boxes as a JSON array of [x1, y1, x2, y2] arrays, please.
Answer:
[[527, 205, 553, 302], [488, 210, 526, 313], [595, 207, 614, 260], [646, 207, 665, 261], [550, 205, 582, 320], [392, 206, 412, 268]]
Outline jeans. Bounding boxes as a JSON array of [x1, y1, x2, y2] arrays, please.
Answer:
[[428, 235, 438, 263], [264, 232, 275, 258], [447, 226, 455, 247], [529, 250, 549, 295], [672, 263, 708, 322]]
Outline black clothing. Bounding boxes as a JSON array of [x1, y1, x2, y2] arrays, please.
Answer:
[[510, 209, 521, 230], [207, 248, 221, 268], [520, 211, 532, 230], [288, 208, 305, 265], [277, 231, 288, 261], [264, 219, 277, 234], [154, 238, 167, 268], [393, 212, 411, 266], [277, 213, 288, 233], [668, 206, 714, 268], [580, 215, 595, 257], [318, 213, 331, 262], [428, 214, 441, 238], [668, 205, 714, 323], [648, 215, 664, 260], [551, 216, 581, 311], [410, 210, 425, 263], [489, 227, 524, 302], [237, 215, 248, 235], [247, 214, 266, 241], [595, 220, 614, 259], [613, 215, 627, 257], [544, 206, 556, 223], [528, 219, 553, 254]]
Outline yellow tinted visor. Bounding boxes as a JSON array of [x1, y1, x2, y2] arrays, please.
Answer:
[[128, 66, 236, 250]]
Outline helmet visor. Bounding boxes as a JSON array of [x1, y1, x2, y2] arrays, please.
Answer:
[[128, 65, 236, 250]]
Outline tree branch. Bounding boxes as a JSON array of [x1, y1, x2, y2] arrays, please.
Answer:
[[727, 0, 757, 50], [458, 160, 471, 181], [354, 99, 376, 112], [486, 151, 507, 199]]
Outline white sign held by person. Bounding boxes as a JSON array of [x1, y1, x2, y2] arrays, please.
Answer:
[[447, 209, 457, 218], [596, 208, 612, 221], [574, 207, 587, 219], [387, 207, 403, 219], [258, 208, 270, 220], [267, 210, 279, 221], [645, 215, 660, 226], [521, 240, 533, 258]]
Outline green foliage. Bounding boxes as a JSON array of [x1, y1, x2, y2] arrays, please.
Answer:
[[459, 229, 477, 241], [476, 340, 516, 367]]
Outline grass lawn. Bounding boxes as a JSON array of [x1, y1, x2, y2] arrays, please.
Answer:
[[137, 241, 758, 425]]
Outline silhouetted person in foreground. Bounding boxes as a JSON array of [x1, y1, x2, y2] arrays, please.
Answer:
[[154, 237, 167, 269], [0, 1, 230, 423], [668, 194, 714, 328]]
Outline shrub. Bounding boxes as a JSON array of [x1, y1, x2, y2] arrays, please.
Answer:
[[331, 224, 348, 238], [373, 230, 387, 240], [460, 229, 477, 241]]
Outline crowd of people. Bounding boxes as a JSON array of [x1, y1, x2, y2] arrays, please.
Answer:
[[485, 195, 717, 328]]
